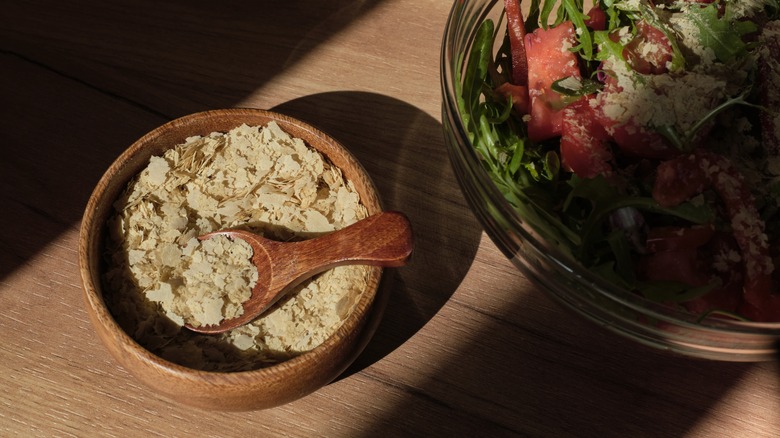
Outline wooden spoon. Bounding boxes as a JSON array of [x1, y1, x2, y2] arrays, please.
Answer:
[[185, 211, 413, 334]]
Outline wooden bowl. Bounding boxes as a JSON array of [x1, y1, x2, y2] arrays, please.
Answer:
[[79, 109, 387, 410]]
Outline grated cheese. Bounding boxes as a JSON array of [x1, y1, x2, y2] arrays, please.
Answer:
[[596, 52, 727, 137]]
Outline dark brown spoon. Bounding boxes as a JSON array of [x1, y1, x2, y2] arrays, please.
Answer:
[[185, 211, 413, 334]]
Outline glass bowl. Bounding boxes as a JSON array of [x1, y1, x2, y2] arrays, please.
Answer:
[[440, 0, 780, 361]]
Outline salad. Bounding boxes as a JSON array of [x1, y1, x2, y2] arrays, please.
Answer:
[[457, 0, 780, 321]]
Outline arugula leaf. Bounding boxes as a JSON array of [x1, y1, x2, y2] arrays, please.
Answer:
[[459, 19, 495, 127], [564, 175, 715, 259], [686, 3, 750, 64], [607, 0, 642, 16], [456, 19, 584, 255], [654, 89, 763, 152], [526, 0, 542, 32], [601, 0, 627, 31], [593, 29, 628, 67], [552, 76, 602, 96], [539, 0, 558, 29], [561, 0, 594, 60], [590, 261, 632, 289]]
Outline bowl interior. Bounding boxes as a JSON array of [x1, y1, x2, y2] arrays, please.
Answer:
[[79, 108, 386, 409]]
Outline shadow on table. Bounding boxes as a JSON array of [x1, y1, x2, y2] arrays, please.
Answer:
[[0, 0, 387, 282], [357, 277, 767, 436], [272, 92, 482, 373], [270, 96, 765, 438]]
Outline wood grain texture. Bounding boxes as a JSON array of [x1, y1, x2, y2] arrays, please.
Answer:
[[2, 0, 780, 436]]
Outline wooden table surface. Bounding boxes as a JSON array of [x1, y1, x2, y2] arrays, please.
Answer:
[[3, 1, 779, 436]]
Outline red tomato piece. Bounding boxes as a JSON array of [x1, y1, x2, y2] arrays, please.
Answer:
[[639, 225, 714, 289], [588, 21, 679, 159], [683, 232, 743, 316], [652, 151, 775, 319], [639, 228, 745, 315], [645, 225, 715, 253], [524, 21, 582, 142], [504, 0, 528, 86], [652, 154, 708, 208], [584, 6, 607, 31], [496, 82, 530, 115], [591, 80, 679, 160], [638, 248, 710, 288], [609, 121, 679, 159], [739, 299, 780, 322], [560, 98, 612, 178], [623, 21, 674, 75]]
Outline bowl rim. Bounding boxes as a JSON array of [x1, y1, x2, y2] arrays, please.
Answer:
[[439, 0, 780, 340], [78, 108, 387, 385]]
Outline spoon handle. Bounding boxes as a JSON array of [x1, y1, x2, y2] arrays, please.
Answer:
[[267, 211, 413, 288], [186, 211, 413, 334]]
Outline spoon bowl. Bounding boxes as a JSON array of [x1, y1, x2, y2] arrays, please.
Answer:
[[188, 211, 413, 333]]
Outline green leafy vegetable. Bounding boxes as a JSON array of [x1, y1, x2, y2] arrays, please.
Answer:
[[456, 0, 777, 320], [655, 90, 764, 152], [686, 2, 752, 64], [561, 0, 594, 60], [551, 76, 603, 97]]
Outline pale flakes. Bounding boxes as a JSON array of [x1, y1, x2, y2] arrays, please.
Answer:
[[103, 121, 369, 371]]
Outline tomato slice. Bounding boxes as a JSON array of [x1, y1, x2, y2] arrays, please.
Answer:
[[524, 21, 582, 142], [591, 78, 679, 160], [590, 21, 679, 159], [653, 151, 775, 319], [504, 0, 528, 86], [607, 121, 678, 159], [623, 21, 674, 75], [645, 225, 715, 253], [560, 98, 612, 178], [638, 248, 710, 288], [639, 226, 714, 287], [584, 6, 607, 31], [638, 227, 748, 315], [496, 82, 530, 115], [683, 232, 743, 315]]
